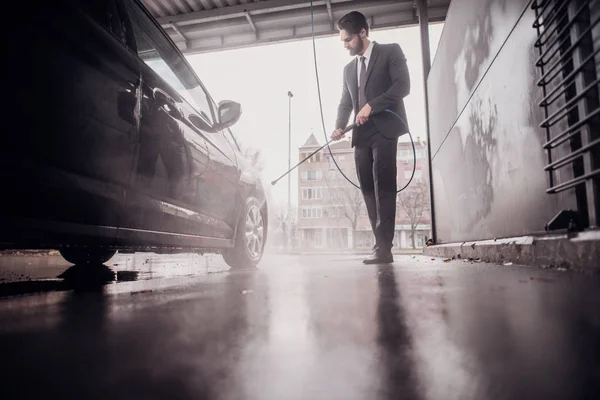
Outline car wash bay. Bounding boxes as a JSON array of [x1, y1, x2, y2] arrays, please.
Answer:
[[1, 0, 600, 399]]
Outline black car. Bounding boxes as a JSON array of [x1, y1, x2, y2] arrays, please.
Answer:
[[2, 0, 267, 268]]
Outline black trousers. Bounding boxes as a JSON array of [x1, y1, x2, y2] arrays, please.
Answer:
[[354, 132, 398, 251]]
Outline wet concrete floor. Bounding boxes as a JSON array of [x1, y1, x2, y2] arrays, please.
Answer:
[[1, 252, 599, 400]]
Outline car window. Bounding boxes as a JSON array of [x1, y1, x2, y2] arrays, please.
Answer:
[[80, 0, 127, 45], [123, 1, 214, 124]]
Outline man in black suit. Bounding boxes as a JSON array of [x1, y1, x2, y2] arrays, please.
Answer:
[[331, 11, 411, 264]]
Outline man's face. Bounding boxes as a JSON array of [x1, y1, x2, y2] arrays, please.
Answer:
[[340, 29, 364, 56]]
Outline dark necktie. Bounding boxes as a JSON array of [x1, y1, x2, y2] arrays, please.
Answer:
[[359, 56, 367, 109]]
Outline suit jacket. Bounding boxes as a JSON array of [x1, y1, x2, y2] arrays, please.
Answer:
[[335, 42, 411, 147]]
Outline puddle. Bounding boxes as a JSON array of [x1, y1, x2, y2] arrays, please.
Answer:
[[0, 264, 141, 298]]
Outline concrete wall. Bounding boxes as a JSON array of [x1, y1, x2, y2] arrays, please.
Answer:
[[427, 0, 578, 243]]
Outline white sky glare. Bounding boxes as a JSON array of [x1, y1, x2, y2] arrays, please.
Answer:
[[187, 23, 444, 207]]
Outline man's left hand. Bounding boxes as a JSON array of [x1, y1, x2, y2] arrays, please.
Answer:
[[355, 104, 372, 126]]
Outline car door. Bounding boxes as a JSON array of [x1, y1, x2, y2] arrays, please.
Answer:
[[122, 0, 236, 238], [57, 0, 141, 189], [202, 103, 243, 228], [5, 0, 141, 228]]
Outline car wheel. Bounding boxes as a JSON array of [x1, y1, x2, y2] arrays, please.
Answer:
[[223, 197, 266, 269], [59, 248, 117, 265]]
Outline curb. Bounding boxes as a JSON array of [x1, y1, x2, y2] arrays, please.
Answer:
[[423, 231, 600, 273]]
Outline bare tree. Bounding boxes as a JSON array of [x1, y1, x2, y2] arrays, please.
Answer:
[[270, 200, 297, 250], [324, 171, 365, 249], [397, 180, 430, 249]]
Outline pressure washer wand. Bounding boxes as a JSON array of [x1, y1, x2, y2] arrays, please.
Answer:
[[271, 123, 356, 186]]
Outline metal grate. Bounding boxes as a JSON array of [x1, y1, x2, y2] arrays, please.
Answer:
[[532, 0, 600, 228]]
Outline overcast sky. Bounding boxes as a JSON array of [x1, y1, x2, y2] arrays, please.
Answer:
[[187, 23, 444, 207]]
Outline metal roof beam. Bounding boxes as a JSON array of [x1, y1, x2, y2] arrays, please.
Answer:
[[175, 8, 447, 55], [152, 0, 449, 55], [157, 0, 356, 26], [326, 0, 334, 31], [169, 23, 188, 43], [245, 11, 258, 38]]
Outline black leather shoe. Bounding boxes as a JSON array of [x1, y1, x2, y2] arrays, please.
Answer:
[[363, 249, 393, 264]]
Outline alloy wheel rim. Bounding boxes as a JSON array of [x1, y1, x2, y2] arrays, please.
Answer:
[[245, 205, 264, 258]]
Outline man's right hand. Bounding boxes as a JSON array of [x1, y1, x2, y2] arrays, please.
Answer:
[[330, 128, 344, 141]]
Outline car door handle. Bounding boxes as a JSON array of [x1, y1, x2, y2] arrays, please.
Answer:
[[153, 87, 182, 120]]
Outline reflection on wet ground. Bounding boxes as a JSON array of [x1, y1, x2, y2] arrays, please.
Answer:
[[0, 253, 599, 400], [0, 252, 229, 297], [0, 265, 141, 298]]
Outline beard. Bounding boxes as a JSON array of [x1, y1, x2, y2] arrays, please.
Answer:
[[349, 38, 364, 56]]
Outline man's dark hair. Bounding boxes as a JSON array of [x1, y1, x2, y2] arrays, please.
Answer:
[[337, 11, 369, 36]]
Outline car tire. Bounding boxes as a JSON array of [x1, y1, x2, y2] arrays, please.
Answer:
[[59, 248, 117, 265], [223, 197, 266, 269]]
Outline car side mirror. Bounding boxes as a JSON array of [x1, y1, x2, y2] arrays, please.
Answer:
[[215, 100, 241, 130]]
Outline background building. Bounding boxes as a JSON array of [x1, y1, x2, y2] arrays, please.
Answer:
[[296, 133, 431, 250]]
